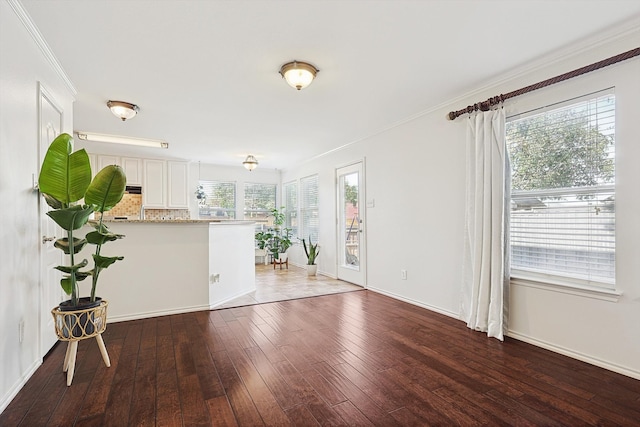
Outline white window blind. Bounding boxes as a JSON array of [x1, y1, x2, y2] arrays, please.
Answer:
[[244, 183, 276, 224], [506, 90, 615, 287], [300, 175, 319, 242], [283, 181, 298, 237], [199, 180, 236, 219]]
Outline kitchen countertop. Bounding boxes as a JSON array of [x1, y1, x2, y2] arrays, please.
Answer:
[[102, 218, 255, 224]]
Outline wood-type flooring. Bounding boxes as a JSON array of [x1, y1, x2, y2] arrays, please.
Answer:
[[2, 290, 639, 426]]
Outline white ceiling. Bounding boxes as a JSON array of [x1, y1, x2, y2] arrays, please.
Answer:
[[21, 0, 640, 170]]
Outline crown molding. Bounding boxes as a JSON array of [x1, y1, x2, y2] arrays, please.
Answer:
[[7, 0, 77, 96]]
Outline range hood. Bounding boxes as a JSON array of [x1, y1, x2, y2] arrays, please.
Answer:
[[125, 186, 142, 194]]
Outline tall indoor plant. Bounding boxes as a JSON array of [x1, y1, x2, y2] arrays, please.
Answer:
[[39, 133, 127, 308], [255, 207, 292, 262]]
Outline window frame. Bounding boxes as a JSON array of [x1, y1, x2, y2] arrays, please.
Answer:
[[300, 174, 319, 243], [198, 180, 237, 219], [505, 89, 618, 298]]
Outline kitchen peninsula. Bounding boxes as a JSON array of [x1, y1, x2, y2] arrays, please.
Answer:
[[85, 219, 255, 322]]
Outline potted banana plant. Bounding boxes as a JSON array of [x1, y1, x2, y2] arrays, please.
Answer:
[[39, 133, 126, 339], [301, 235, 320, 276]]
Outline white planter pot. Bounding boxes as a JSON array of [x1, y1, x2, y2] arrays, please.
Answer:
[[278, 252, 288, 262], [307, 264, 318, 276]]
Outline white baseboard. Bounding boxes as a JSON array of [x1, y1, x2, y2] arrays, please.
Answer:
[[506, 330, 640, 380], [107, 304, 211, 323], [367, 287, 460, 319], [0, 358, 41, 414], [209, 289, 255, 309], [367, 288, 639, 380]]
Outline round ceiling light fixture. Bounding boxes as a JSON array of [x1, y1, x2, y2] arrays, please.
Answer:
[[279, 60, 319, 90], [243, 154, 259, 171], [107, 100, 140, 121]]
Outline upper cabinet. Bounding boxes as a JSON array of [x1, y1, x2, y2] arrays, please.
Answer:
[[121, 157, 142, 186], [97, 155, 120, 171], [143, 159, 167, 208], [142, 159, 189, 209], [167, 161, 189, 208], [92, 155, 141, 186], [91, 153, 189, 209]]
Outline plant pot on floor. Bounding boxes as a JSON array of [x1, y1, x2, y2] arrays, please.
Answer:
[[307, 264, 318, 276], [273, 252, 289, 269], [54, 298, 107, 340]]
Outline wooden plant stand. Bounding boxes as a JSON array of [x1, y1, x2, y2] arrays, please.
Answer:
[[51, 300, 110, 386], [273, 258, 288, 269]]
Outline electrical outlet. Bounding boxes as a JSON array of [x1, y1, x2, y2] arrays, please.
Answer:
[[210, 273, 220, 284], [401, 270, 407, 280]]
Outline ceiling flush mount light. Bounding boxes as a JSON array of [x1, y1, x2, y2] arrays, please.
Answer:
[[243, 155, 259, 171], [76, 131, 168, 149], [107, 100, 139, 121], [279, 60, 319, 90]]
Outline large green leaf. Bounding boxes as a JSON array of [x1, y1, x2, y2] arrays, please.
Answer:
[[47, 205, 94, 231], [54, 237, 88, 254], [60, 276, 73, 295], [85, 230, 124, 245], [55, 259, 88, 274], [38, 133, 92, 204], [85, 165, 127, 213], [93, 254, 124, 269]]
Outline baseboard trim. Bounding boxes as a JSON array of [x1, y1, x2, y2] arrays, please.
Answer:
[[0, 358, 41, 414], [506, 330, 640, 380], [209, 289, 255, 309], [367, 287, 459, 320], [107, 304, 211, 323]]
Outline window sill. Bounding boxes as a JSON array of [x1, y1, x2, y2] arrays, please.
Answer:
[[510, 274, 622, 302]]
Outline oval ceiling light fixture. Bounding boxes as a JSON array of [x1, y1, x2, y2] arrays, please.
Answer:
[[243, 154, 259, 171], [279, 60, 319, 90], [107, 100, 139, 121]]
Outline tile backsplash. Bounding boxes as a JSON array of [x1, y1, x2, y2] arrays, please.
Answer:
[[107, 193, 190, 220]]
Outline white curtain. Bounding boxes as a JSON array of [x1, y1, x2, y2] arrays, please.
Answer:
[[460, 108, 510, 341]]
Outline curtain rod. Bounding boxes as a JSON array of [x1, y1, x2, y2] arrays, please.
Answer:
[[447, 47, 639, 121]]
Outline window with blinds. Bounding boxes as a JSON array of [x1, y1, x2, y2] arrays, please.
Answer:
[[199, 180, 236, 219], [244, 183, 276, 225], [300, 175, 319, 242], [283, 181, 298, 237], [506, 90, 615, 288]]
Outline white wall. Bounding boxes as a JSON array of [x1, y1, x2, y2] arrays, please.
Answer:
[[281, 30, 640, 378], [0, 0, 75, 412]]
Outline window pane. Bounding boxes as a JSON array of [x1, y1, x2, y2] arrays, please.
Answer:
[[507, 91, 615, 286], [283, 181, 298, 237], [199, 180, 236, 219], [300, 175, 319, 242], [244, 183, 276, 226]]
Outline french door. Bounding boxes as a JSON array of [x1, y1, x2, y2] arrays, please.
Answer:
[[336, 162, 366, 286]]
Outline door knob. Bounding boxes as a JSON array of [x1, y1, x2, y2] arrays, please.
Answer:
[[42, 236, 56, 244]]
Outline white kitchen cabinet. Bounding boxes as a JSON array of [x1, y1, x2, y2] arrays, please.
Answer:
[[88, 153, 97, 178], [97, 155, 120, 171], [121, 157, 142, 186], [167, 161, 189, 208], [143, 159, 166, 208]]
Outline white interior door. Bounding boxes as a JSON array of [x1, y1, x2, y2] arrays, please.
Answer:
[[39, 84, 64, 357], [336, 162, 366, 286]]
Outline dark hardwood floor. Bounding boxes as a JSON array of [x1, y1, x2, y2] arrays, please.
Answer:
[[2, 290, 639, 426]]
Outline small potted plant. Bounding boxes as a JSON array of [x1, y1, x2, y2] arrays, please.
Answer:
[[301, 235, 320, 276], [39, 133, 126, 343]]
